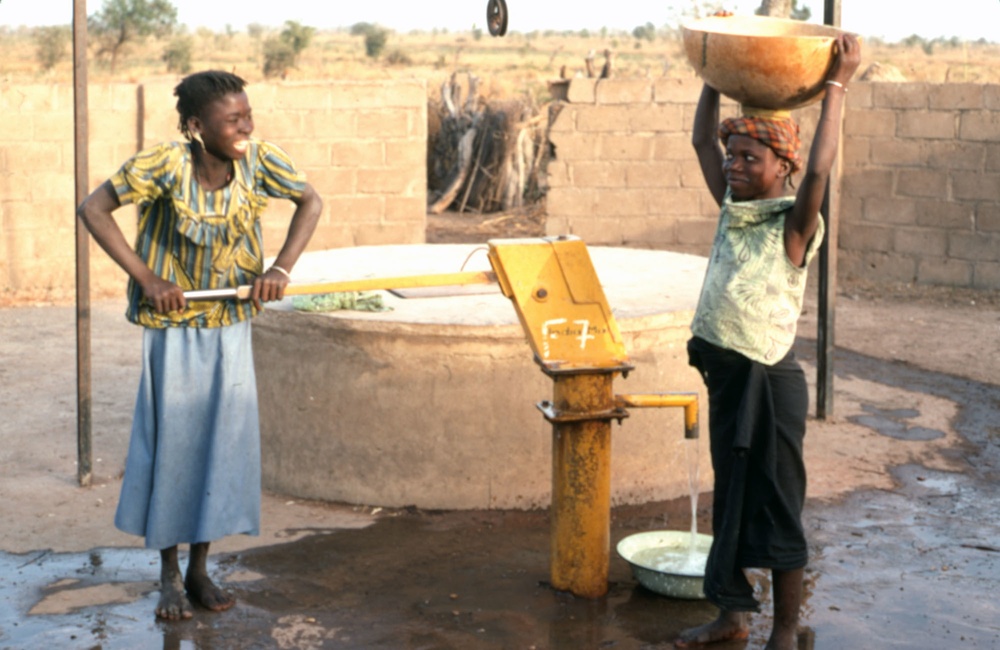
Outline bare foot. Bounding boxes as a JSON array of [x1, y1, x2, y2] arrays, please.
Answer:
[[763, 628, 797, 650], [156, 573, 194, 621], [185, 572, 235, 612], [675, 612, 749, 648]]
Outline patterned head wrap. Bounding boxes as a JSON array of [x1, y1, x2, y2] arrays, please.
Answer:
[[719, 116, 803, 174]]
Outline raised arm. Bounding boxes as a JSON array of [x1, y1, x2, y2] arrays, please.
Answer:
[[692, 84, 728, 206], [785, 33, 862, 266]]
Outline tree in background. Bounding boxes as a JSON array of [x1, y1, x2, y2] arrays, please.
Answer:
[[88, 0, 177, 74], [262, 20, 316, 78], [247, 23, 266, 41], [262, 39, 295, 78], [632, 21, 656, 42], [365, 28, 388, 58], [902, 34, 937, 55], [162, 33, 193, 73], [351, 22, 389, 59], [34, 26, 71, 72], [280, 20, 315, 56]]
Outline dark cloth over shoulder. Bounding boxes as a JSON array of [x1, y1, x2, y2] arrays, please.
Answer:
[[687, 336, 809, 612]]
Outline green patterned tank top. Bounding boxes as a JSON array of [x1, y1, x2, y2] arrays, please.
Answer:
[[690, 192, 824, 365]]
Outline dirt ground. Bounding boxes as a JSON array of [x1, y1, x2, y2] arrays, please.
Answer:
[[2, 211, 1000, 649]]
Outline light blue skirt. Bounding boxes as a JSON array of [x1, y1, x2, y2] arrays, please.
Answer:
[[115, 319, 261, 549]]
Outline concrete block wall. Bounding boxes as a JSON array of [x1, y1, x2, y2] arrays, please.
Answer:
[[841, 83, 1000, 289], [6, 77, 1000, 301], [0, 79, 427, 302], [545, 78, 1000, 291], [545, 78, 721, 255], [0, 83, 129, 300]]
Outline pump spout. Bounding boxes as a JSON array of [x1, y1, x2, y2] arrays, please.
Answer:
[[614, 392, 700, 439]]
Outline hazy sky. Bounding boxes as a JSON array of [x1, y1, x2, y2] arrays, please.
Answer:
[[3, 0, 999, 43]]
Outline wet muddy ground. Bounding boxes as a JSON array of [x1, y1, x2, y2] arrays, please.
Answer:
[[3, 294, 1000, 649], [4, 446, 1000, 650]]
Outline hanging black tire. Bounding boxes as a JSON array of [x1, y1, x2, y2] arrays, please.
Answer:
[[487, 0, 508, 37]]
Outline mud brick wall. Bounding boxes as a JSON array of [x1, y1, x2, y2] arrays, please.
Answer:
[[546, 78, 1000, 291], [841, 83, 1000, 289], [0, 79, 427, 301], [545, 78, 724, 255], [5, 77, 1000, 300]]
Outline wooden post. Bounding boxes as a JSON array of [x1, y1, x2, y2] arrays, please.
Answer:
[[74, 0, 92, 487]]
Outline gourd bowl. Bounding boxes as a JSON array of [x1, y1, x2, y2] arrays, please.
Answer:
[[682, 15, 851, 111]]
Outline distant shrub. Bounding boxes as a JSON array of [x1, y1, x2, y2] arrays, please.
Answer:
[[34, 26, 70, 72], [280, 21, 315, 55], [162, 35, 193, 73], [902, 34, 935, 55], [348, 21, 390, 58], [260, 21, 315, 78], [262, 38, 296, 78], [364, 28, 388, 58], [350, 22, 376, 37], [385, 49, 412, 66], [632, 22, 655, 42]]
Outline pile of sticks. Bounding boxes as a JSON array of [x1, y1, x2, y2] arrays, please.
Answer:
[[428, 72, 547, 215]]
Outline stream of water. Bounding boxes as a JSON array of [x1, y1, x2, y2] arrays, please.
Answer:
[[631, 439, 708, 576]]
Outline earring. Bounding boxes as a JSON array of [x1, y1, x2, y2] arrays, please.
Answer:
[[191, 131, 205, 147]]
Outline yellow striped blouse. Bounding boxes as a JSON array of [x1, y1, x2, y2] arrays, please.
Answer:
[[111, 140, 306, 328]]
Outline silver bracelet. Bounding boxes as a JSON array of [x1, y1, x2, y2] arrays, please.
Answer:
[[269, 265, 292, 280], [825, 80, 847, 92]]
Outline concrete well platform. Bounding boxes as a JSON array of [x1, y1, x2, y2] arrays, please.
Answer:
[[253, 243, 710, 510]]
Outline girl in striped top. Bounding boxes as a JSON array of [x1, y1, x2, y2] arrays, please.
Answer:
[[77, 70, 323, 621]]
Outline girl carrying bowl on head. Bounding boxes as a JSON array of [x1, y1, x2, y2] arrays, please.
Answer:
[[677, 31, 861, 650]]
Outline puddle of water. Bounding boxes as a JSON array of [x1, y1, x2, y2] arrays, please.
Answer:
[[29, 582, 148, 615], [0, 547, 274, 650], [850, 404, 946, 441], [4, 484, 1000, 650], [804, 463, 1000, 648]]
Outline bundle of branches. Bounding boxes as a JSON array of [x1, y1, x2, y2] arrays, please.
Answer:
[[428, 72, 547, 215]]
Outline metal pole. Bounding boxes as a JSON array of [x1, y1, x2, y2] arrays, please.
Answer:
[[816, 0, 842, 420], [73, 0, 92, 487]]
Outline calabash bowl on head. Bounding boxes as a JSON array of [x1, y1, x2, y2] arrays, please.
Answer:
[[682, 15, 853, 112]]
